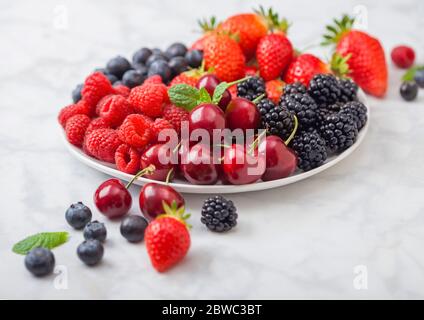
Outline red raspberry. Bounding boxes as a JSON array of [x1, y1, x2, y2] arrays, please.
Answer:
[[127, 83, 168, 118], [85, 117, 111, 137], [391, 45, 415, 69], [84, 128, 122, 163], [58, 100, 91, 128], [151, 118, 175, 142], [65, 114, 91, 147], [115, 144, 141, 174], [118, 114, 153, 148], [162, 104, 189, 134], [114, 84, 131, 97], [81, 72, 116, 109], [144, 75, 163, 85], [97, 95, 133, 128]]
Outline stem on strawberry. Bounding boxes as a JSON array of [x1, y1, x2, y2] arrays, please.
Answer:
[[125, 164, 155, 189], [158, 201, 192, 229]]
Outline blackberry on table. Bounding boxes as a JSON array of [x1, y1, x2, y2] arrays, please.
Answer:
[[201, 196, 238, 232], [290, 129, 327, 171], [284, 82, 307, 95], [280, 92, 318, 128], [340, 101, 367, 130], [237, 76, 266, 101], [308, 74, 341, 106], [257, 98, 294, 140], [319, 112, 358, 152], [338, 78, 358, 102]]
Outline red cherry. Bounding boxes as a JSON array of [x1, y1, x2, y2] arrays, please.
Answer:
[[180, 143, 218, 185], [189, 103, 226, 138], [139, 183, 185, 220], [258, 135, 298, 181], [140, 144, 176, 182], [196, 74, 231, 110], [94, 179, 132, 219], [222, 144, 265, 185], [225, 97, 260, 131]]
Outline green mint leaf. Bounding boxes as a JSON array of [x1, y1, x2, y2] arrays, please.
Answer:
[[402, 65, 424, 82], [13, 232, 69, 255], [212, 82, 229, 105], [198, 87, 212, 104], [168, 84, 200, 111]]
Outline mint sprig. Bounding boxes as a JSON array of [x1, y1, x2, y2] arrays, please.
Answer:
[[12, 232, 69, 255], [402, 65, 424, 82]]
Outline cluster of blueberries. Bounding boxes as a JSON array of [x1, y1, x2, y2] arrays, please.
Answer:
[[72, 43, 203, 103]]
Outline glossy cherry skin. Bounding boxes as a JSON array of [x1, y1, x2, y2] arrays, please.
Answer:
[[258, 135, 298, 181], [196, 74, 231, 110], [180, 143, 218, 185], [94, 179, 132, 219], [139, 183, 185, 221], [225, 97, 260, 131], [189, 103, 226, 138], [222, 144, 266, 185], [140, 144, 176, 181]]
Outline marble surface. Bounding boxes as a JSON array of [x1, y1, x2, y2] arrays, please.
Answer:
[[1, 0, 423, 299]]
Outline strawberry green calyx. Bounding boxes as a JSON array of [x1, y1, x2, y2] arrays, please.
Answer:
[[402, 65, 424, 82], [322, 14, 355, 46], [198, 16, 219, 32], [158, 201, 192, 229], [254, 6, 290, 33], [330, 52, 352, 78]]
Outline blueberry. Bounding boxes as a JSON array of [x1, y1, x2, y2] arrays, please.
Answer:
[[133, 63, 148, 75], [105, 73, 119, 84], [185, 50, 203, 68], [166, 42, 188, 59], [169, 56, 189, 75], [77, 240, 104, 266], [94, 67, 107, 74], [25, 248, 55, 277], [148, 60, 172, 83], [400, 81, 418, 101], [122, 70, 146, 88], [113, 81, 123, 86], [120, 215, 149, 243], [132, 47, 152, 65], [72, 84, 83, 103], [106, 55, 132, 78], [414, 69, 424, 88], [65, 202, 92, 230], [146, 53, 168, 68], [83, 220, 107, 242], [152, 48, 164, 55]]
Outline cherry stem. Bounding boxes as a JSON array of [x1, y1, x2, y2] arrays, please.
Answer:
[[248, 130, 267, 155], [165, 168, 174, 185], [172, 140, 182, 154], [284, 115, 298, 146], [252, 94, 265, 104], [125, 164, 156, 189]]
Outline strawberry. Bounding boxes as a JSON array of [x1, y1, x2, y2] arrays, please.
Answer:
[[169, 68, 205, 87], [283, 53, 329, 87], [145, 202, 191, 272], [244, 65, 258, 77], [265, 79, 285, 104], [191, 17, 218, 51], [257, 33, 293, 81], [202, 33, 245, 82], [322, 15, 388, 97]]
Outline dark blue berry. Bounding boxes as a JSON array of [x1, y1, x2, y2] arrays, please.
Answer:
[[400, 82, 418, 101], [414, 69, 424, 88], [106, 56, 132, 78], [77, 240, 104, 266], [94, 67, 107, 74], [152, 48, 164, 55], [105, 73, 119, 84], [72, 84, 83, 103], [169, 56, 189, 75], [165, 42, 188, 58], [65, 202, 92, 230], [133, 63, 148, 76], [132, 47, 152, 65], [146, 53, 168, 68], [148, 60, 172, 83], [120, 215, 149, 243], [122, 70, 146, 88], [185, 50, 203, 68], [25, 248, 55, 277], [113, 81, 123, 86], [83, 220, 107, 242]]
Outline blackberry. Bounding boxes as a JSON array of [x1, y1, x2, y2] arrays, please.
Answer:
[[284, 82, 307, 95], [280, 92, 318, 128], [319, 112, 358, 152], [315, 102, 343, 128], [25, 248, 55, 277], [257, 98, 294, 140], [338, 78, 358, 102], [290, 130, 327, 171], [201, 196, 238, 232], [340, 101, 367, 130], [237, 76, 266, 101], [308, 74, 341, 106]]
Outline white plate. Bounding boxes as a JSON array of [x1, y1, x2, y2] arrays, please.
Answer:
[[62, 91, 369, 194]]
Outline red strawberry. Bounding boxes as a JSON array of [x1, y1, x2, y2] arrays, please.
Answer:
[[83, 128, 122, 163], [81, 72, 116, 110], [145, 202, 191, 272], [283, 53, 329, 87], [117, 114, 153, 148], [65, 114, 91, 147], [322, 15, 388, 97], [97, 95, 133, 128], [202, 33, 245, 82], [169, 70, 202, 88], [162, 104, 189, 134], [115, 144, 140, 174], [58, 100, 91, 128], [127, 82, 168, 118], [257, 33, 293, 81], [244, 65, 258, 77], [265, 79, 285, 104]]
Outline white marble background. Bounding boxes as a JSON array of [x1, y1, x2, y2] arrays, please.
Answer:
[[0, 0, 423, 299]]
